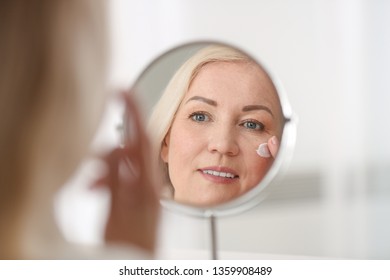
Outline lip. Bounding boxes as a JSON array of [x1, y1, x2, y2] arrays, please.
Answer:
[[198, 166, 239, 184]]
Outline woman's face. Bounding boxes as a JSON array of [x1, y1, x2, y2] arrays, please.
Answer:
[[161, 61, 283, 206]]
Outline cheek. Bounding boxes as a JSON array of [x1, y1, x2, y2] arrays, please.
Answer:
[[167, 124, 205, 195], [252, 156, 273, 176], [242, 142, 274, 185], [167, 123, 204, 166]]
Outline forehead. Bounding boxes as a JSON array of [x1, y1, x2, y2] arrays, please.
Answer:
[[186, 61, 279, 106]]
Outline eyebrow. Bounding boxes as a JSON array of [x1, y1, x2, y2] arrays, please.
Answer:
[[185, 96, 217, 106], [242, 105, 274, 117], [185, 95, 274, 117]]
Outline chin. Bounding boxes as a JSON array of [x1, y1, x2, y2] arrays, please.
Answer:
[[195, 193, 237, 207]]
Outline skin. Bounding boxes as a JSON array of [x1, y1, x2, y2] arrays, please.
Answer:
[[93, 93, 160, 253], [161, 61, 283, 206]]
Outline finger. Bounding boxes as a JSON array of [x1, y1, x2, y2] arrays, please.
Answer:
[[106, 147, 143, 190], [89, 150, 115, 189], [121, 92, 147, 146], [268, 136, 279, 158], [121, 92, 151, 171], [90, 176, 109, 189], [120, 91, 158, 195], [95, 147, 126, 190]]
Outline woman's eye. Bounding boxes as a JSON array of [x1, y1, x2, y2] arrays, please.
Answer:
[[190, 112, 209, 122], [242, 120, 264, 131]]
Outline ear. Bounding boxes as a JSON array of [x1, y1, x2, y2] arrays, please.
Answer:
[[160, 133, 170, 163]]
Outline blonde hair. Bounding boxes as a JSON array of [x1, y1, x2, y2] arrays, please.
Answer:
[[0, 0, 107, 258], [148, 44, 257, 194]]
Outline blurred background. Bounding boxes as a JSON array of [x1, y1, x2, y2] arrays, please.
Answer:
[[55, 0, 390, 259]]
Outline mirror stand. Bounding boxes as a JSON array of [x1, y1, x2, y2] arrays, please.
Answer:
[[209, 214, 218, 260]]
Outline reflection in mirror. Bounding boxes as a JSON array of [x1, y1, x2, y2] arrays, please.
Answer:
[[129, 43, 288, 208]]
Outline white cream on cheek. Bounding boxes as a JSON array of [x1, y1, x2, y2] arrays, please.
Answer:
[[256, 143, 271, 158]]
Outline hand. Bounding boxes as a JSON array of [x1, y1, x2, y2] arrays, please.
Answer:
[[93, 92, 160, 253], [267, 136, 279, 158]]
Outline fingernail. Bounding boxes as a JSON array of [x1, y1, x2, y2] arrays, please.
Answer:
[[271, 136, 277, 145], [256, 143, 271, 158]]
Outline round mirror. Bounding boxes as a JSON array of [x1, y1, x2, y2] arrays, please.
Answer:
[[125, 41, 296, 218]]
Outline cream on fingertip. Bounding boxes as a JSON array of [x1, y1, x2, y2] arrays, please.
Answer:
[[256, 143, 271, 158]]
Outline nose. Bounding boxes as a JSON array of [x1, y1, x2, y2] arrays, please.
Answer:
[[207, 126, 239, 156]]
